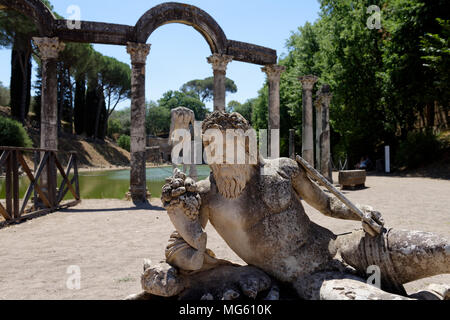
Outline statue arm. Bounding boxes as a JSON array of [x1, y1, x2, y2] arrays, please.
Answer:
[[291, 166, 360, 221], [163, 173, 217, 271]]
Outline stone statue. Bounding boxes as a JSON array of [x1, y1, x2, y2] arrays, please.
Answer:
[[129, 112, 449, 301], [169, 107, 198, 181]]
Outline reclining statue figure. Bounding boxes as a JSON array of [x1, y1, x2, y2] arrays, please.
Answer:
[[132, 111, 449, 301]]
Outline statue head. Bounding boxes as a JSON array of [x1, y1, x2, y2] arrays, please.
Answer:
[[202, 111, 259, 199]]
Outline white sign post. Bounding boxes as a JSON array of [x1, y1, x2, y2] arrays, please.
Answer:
[[385, 145, 390, 173]]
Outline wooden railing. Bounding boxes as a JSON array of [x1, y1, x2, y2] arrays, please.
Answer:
[[0, 147, 80, 224]]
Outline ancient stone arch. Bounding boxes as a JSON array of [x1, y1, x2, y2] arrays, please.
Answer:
[[135, 2, 227, 54], [0, 0, 285, 203], [0, 0, 55, 35]]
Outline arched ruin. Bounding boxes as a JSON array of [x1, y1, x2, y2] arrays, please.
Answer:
[[0, 0, 284, 202]]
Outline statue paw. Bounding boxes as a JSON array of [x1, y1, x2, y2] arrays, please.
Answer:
[[238, 272, 272, 299], [141, 262, 185, 297]]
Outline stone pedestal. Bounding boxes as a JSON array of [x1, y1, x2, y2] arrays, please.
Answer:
[[127, 42, 151, 203], [207, 54, 233, 112], [299, 75, 318, 166], [33, 37, 65, 206]]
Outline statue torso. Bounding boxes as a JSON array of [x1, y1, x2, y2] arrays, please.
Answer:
[[204, 159, 336, 282]]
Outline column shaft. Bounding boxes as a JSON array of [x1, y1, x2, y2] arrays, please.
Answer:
[[299, 75, 318, 166], [289, 129, 295, 159], [33, 37, 65, 207], [207, 54, 233, 112], [213, 70, 226, 112], [315, 100, 322, 170], [262, 65, 285, 158], [127, 43, 150, 203], [319, 87, 333, 183]]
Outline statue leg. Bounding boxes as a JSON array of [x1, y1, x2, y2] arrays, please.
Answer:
[[387, 229, 450, 283], [336, 229, 450, 291], [165, 231, 205, 271]]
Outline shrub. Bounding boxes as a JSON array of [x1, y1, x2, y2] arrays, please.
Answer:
[[107, 118, 123, 139], [0, 115, 32, 148], [117, 134, 130, 152], [395, 130, 443, 169]]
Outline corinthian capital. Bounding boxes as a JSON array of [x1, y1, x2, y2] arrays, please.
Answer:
[[207, 54, 233, 73], [33, 37, 65, 60], [127, 42, 151, 64], [299, 75, 319, 91], [262, 64, 286, 81]]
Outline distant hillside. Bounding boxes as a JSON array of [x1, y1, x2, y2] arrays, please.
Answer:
[[1, 106, 130, 169]]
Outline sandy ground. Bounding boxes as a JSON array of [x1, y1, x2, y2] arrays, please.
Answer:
[[0, 173, 449, 300]]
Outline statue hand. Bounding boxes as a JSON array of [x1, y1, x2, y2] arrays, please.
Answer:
[[161, 168, 201, 220], [360, 205, 385, 236]]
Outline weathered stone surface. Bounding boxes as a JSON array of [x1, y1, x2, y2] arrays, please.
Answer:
[[227, 40, 277, 65], [317, 85, 333, 182], [207, 54, 233, 112], [339, 170, 367, 189], [141, 263, 185, 297], [140, 111, 450, 300], [169, 107, 198, 180], [135, 2, 228, 53], [262, 65, 285, 156], [3, 1, 278, 64], [141, 262, 274, 300], [127, 42, 151, 203], [33, 37, 65, 206], [320, 278, 412, 300], [299, 75, 318, 166]]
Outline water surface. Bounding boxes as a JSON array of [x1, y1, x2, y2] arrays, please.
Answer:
[[0, 165, 211, 200]]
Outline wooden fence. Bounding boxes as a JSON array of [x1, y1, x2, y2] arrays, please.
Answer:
[[0, 147, 80, 224]]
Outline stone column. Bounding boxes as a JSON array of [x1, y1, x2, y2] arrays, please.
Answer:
[[299, 75, 318, 166], [315, 97, 322, 170], [207, 54, 233, 112], [127, 42, 151, 203], [33, 37, 65, 206], [318, 85, 333, 183], [289, 129, 295, 159], [262, 64, 285, 156]]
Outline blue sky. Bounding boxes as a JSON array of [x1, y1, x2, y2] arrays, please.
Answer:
[[0, 0, 321, 111]]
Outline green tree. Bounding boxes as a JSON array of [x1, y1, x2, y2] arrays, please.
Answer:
[[180, 77, 237, 103], [420, 18, 450, 117], [227, 99, 254, 124], [109, 107, 131, 136], [117, 134, 130, 152], [0, 0, 54, 124], [99, 55, 131, 137], [146, 105, 171, 136], [158, 90, 208, 120], [0, 115, 32, 147], [0, 81, 10, 106]]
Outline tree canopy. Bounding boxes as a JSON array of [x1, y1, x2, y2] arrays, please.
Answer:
[[181, 77, 237, 103], [251, 0, 449, 165]]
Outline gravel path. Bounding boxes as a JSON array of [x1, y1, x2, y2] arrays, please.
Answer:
[[0, 173, 448, 300]]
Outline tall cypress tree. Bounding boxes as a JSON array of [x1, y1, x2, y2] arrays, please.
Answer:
[[74, 76, 86, 135]]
